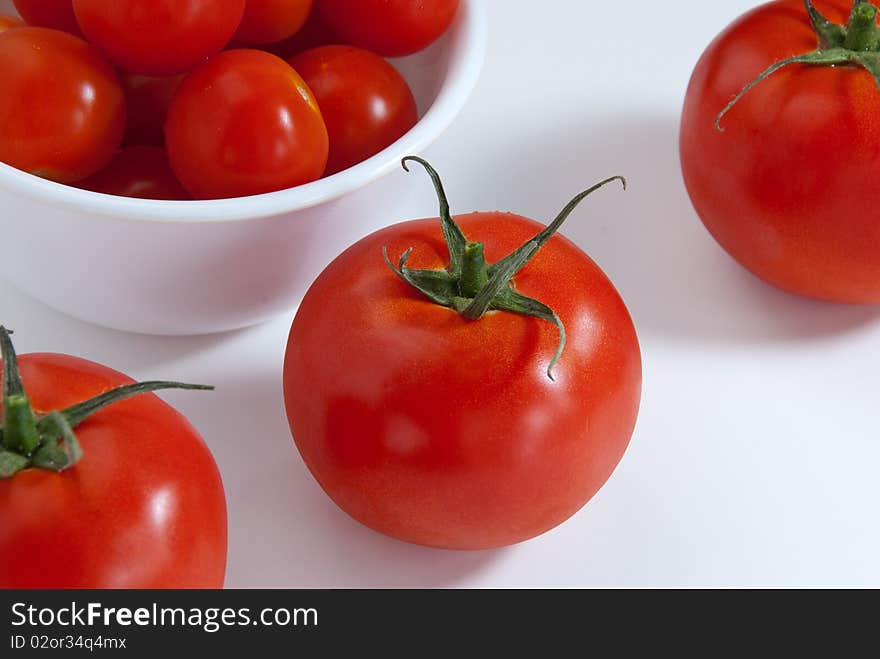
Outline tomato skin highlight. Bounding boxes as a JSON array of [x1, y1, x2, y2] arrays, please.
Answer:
[[290, 45, 418, 175], [77, 146, 190, 200], [235, 0, 313, 45], [0, 27, 125, 183], [317, 0, 459, 57], [72, 0, 246, 76], [12, 0, 80, 35], [680, 0, 880, 302], [0, 354, 227, 589], [166, 49, 328, 199], [284, 213, 641, 550]]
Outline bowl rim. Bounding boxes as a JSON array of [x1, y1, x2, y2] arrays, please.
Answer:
[[0, 0, 487, 224]]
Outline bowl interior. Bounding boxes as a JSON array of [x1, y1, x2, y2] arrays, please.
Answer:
[[0, 0, 486, 222]]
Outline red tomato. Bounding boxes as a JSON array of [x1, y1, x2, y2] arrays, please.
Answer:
[[317, 0, 459, 57], [265, 5, 336, 59], [0, 14, 23, 33], [166, 49, 328, 199], [235, 0, 313, 45], [283, 160, 641, 549], [12, 0, 80, 35], [0, 27, 125, 183], [290, 45, 418, 175], [0, 330, 226, 588], [681, 0, 880, 302], [72, 0, 246, 75], [122, 73, 184, 147], [77, 146, 189, 200]]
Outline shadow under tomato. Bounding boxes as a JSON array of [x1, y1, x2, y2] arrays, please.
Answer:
[[174, 361, 506, 589], [473, 111, 880, 344]]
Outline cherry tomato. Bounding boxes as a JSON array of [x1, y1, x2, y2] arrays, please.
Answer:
[[12, 0, 80, 35], [166, 49, 328, 199], [0, 329, 226, 589], [317, 0, 459, 57], [122, 73, 183, 146], [72, 0, 246, 75], [265, 5, 336, 59], [0, 14, 23, 33], [0, 27, 125, 183], [681, 0, 880, 302], [235, 0, 313, 45], [77, 146, 189, 200], [290, 46, 418, 175], [283, 160, 641, 549]]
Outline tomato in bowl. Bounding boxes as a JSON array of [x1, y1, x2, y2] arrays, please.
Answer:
[[0, 0, 486, 334]]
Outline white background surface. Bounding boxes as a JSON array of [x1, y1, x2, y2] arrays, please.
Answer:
[[3, 0, 879, 587]]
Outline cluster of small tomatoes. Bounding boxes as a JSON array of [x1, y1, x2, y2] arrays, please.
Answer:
[[0, 0, 460, 200]]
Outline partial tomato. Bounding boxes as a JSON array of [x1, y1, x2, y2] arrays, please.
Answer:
[[122, 73, 184, 146], [0, 27, 125, 183], [12, 0, 79, 34], [166, 49, 328, 199], [235, 0, 313, 45], [77, 146, 189, 200], [290, 45, 418, 174], [0, 328, 226, 589], [283, 159, 641, 549], [72, 0, 246, 75], [317, 0, 459, 57], [0, 14, 23, 33], [266, 4, 336, 58], [681, 0, 880, 302]]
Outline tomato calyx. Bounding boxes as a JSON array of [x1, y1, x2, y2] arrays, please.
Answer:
[[383, 157, 625, 380], [716, 0, 880, 130], [0, 327, 213, 478]]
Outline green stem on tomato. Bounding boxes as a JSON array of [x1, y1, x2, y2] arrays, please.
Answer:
[[0, 326, 213, 479], [459, 242, 489, 299], [1, 327, 40, 455], [845, 2, 880, 50], [385, 157, 625, 380], [716, 1, 880, 130]]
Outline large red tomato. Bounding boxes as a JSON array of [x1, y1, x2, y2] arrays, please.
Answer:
[[0, 328, 226, 589], [72, 0, 246, 75], [289, 45, 418, 175], [166, 49, 328, 199], [317, 0, 459, 57], [283, 159, 641, 550], [0, 27, 125, 183], [681, 0, 880, 302]]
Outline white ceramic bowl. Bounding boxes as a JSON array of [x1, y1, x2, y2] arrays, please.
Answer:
[[0, 0, 486, 334]]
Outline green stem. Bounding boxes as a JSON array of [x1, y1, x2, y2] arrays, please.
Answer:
[[462, 242, 538, 320], [0, 327, 39, 455], [402, 156, 466, 277], [459, 242, 489, 299], [386, 159, 626, 379], [844, 2, 880, 50], [0, 326, 213, 478], [806, 1, 846, 47], [716, 1, 880, 129], [54, 381, 213, 429]]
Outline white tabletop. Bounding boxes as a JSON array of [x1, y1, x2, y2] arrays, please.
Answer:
[[3, 0, 879, 588]]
